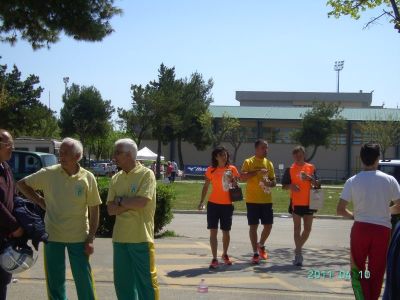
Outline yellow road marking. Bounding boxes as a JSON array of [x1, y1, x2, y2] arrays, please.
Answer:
[[156, 242, 209, 249], [157, 254, 206, 259]]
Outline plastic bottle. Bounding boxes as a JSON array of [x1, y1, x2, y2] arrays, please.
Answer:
[[197, 278, 208, 299]]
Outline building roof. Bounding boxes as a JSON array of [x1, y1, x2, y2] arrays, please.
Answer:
[[236, 91, 372, 107], [209, 105, 400, 121]]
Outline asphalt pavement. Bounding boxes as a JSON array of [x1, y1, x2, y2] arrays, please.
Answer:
[[8, 213, 359, 300]]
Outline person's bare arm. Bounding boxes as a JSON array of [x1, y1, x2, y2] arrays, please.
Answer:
[[87, 205, 99, 242], [282, 183, 300, 192], [120, 196, 149, 209], [107, 201, 129, 216], [17, 180, 46, 210], [85, 205, 99, 256], [198, 180, 210, 210], [390, 199, 400, 215], [240, 170, 258, 181], [337, 199, 354, 219], [267, 178, 276, 187], [242, 168, 269, 181]]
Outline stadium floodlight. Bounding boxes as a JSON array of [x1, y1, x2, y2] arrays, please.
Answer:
[[334, 61, 344, 93]]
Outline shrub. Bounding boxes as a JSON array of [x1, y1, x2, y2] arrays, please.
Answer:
[[154, 184, 175, 234], [96, 179, 175, 237]]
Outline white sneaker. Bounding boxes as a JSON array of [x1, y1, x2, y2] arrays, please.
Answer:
[[293, 253, 303, 266]]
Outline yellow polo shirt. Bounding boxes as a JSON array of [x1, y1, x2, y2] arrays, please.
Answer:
[[241, 156, 275, 204], [24, 164, 102, 243], [107, 163, 156, 243]]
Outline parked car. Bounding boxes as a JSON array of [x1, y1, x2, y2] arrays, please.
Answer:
[[378, 159, 400, 184], [8, 150, 58, 180], [91, 162, 117, 176]]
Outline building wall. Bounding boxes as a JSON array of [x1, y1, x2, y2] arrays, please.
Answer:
[[140, 138, 397, 181]]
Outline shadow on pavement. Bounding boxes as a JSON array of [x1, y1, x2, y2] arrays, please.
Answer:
[[167, 261, 261, 278], [252, 247, 350, 277], [166, 247, 351, 279]]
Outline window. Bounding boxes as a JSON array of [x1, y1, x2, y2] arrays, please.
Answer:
[[275, 128, 296, 144], [261, 127, 279, 143], [352, 129, 371, 145], [330, 133, 347, 145], [352, 129, 362, 145], [239, 120, 258, 142], [43, 155, 58, 167], [36, 147, 50, 153]]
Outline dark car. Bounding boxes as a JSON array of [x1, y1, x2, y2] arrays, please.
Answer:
[[8, 150, 58, 181], [378, 159, 400, 184]]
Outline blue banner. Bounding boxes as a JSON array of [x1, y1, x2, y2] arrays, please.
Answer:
[[184, 165, 208, 176]]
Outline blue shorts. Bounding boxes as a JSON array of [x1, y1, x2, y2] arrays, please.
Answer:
[[246, 203, 273, 225]]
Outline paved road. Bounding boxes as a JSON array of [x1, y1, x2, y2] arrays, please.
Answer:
[[8, 213, 358, 300]]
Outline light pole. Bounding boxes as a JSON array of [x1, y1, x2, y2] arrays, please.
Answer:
[[63, 76, 69, 93], [334, 61, 344, 93]]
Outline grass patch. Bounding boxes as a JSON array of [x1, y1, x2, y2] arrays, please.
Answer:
[[167, 181, 349, 215], [97, 177, 349, 215]]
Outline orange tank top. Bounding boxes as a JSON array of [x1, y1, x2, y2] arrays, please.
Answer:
[[289, 163, 315, 206]]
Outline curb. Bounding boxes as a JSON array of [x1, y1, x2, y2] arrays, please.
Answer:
[[172, 210, 345, 220]]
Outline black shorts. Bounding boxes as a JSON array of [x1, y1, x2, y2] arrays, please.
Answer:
[[207, 201, 234, 231], [290, 205, 316, 216], [246, 203, 273, 225]]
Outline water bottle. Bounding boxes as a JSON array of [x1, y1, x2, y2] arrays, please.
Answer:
[[197, 278, 208, 299]]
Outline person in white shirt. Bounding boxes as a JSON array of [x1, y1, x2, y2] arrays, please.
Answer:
[[337, 143, 400, 300]]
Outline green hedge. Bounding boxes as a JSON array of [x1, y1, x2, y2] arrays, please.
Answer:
[[96, 180, 175, 237]]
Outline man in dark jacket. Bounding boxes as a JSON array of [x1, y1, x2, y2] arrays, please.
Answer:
[[0, 129, 24, 300]]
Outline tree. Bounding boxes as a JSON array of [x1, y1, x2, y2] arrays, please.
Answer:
[[0, 61, 59, 137], [118, 84, 156, 148], [226, 127, 248, 165], [174, 72, 214, 168], [59, 83, 115, 154], [327, 0, 400, 33], [292, 102, 345, 161], [360, 113, 400, 158], [0, 0, 122, 49], [213, 113, 241, 147], [89, 124, 125, 160], [149, 64, 182, 179]]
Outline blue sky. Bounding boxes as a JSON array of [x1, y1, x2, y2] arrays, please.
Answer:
[[1, 0, 399, 116]]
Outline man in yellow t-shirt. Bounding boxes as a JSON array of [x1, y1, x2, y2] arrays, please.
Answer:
[[107, 138, 159, 300], [17, 138, 101, 300], [241, 139, 276, 264]]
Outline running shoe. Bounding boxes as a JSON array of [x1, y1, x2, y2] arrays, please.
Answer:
[[222, 254, 233, 265], [293, 253, 303, 266], [209, 258, 219, 269], [251, 253, 260, 264], [257, 244, 268, 260]]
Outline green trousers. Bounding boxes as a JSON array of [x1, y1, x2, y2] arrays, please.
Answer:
[[44, 242, 97, 300], [113, 242, 159, 300]]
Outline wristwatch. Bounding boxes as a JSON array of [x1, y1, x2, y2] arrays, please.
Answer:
[[117, 196, 123, 206]]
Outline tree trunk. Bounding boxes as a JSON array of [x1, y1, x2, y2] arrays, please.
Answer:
[[137, 132, 142, 148], [231, 141, 242, 166], [177, 137, 184, 170], [306, 145, 318, 162], [156, 138, 162, 180], [233, 147, 238, 165]]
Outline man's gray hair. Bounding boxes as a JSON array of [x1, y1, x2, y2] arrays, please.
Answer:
[[62, 137, 83, 161], [115, 138, 138, 160]]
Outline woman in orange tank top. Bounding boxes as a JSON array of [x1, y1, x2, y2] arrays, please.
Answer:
[[198, 147, 240, 269], [282, 146, 320, 267]]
